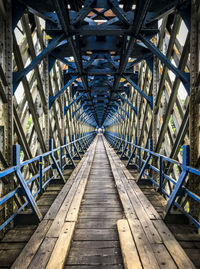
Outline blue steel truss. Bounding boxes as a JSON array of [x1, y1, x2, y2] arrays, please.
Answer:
[[13, 0, 191, 128]]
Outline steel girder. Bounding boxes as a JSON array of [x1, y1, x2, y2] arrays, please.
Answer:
[[12, 0, 190, 128]]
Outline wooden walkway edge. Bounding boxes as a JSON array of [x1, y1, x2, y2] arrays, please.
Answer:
[[103, 136, 196, 269], [11, 138, 97, 269]]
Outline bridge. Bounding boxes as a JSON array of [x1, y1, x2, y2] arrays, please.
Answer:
[[0, 0, 200, 268]]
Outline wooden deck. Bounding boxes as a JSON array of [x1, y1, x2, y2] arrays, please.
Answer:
[[2, 134, 197, 269]]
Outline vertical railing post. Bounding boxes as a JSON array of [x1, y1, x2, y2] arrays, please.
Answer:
[[138, 148, 141, 170], [137, 139, 153, 182], [182, 145, 190, 167], [64, 136, 67, 145], [127, 136, 137, 167], [60, 147, 63, 171], [49, 138, 65, 183], [165, 145, 190, 216], [148, 138, 153, 174], [159, 156, 163, 191], [39, 156, 43, 192], [49, 138, 53, 152], [71, 134, 74, 157]]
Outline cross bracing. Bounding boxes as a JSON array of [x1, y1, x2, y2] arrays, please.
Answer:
[[0, 0, 200, 265]]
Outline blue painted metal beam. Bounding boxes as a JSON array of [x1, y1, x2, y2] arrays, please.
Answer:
[[13, 34, 65, 93], [111, 107, 125, 120], [123, 75, 153, 109], [138, 34, 190, 94], [115, 102, 130, 117], [118, 93, 138, 115], [72, 102, 86, 118], [49, 75, 78, 109], [64, 93, 84, 115]]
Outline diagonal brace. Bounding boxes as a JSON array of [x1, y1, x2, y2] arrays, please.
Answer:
[[13, 145, 42, 221]]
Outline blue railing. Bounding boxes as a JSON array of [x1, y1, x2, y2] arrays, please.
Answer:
[[0, 132, 96, 231], [105, 131, 200, 228]]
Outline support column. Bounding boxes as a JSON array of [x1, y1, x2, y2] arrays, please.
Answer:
[[152, 55, 158, 182], [152, 55, 158, 150], [4, 0, 13, 226], [43, 36, 49, 149], [189, 0, 200, 222]]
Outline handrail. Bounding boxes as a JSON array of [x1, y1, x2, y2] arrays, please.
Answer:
[[0, 131, 96, 231], [104, 131, 200, 228]]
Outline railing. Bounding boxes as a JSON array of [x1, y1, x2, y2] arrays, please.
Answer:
[[0, 132, 96, 231], [105, 131, 200, 228]]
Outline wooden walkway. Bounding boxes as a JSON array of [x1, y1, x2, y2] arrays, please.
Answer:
[[10, 134, 196, 269], [65, 135, 124, 268]]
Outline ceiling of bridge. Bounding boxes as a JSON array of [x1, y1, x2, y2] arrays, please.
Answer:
[[14, 0, 190, 128]]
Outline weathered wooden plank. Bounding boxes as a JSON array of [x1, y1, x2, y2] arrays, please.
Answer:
[[76, 219, 120, 229], [44, 154, 88, 220], [153, 220, 196, 269], [152, 244, 177, 269], [71, 240, 120, 249], [117, 219, 142, 269], [80, 207, 122, 212], [2, 227, 36, 243], [78, 211, 123, 219], [64, 265, 124, 269], [46, 222, 75, 269], [28, 237, 57, 269], [0, 248, 23, 267], [73, 229, 118, 241], [66, 178, 88, 222], [11, 220, 52, 269], [66, 252, 122, 265]]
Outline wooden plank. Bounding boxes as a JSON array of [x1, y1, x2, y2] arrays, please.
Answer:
[[2, 227, 36, 243], [103, 139, 160, 269], [73, 228, 118, 241], [65, 149, 96, 222], [66, 250, 122, 265], [83, 193, 118, 199], [71, 240, 120, 249], [152, 244, 177, 269], [0, 248, 23, 267], [106, 154, 138, 220], [106, 144, 162, 244], [122, 179, 162, 244], [63, 264, 124, 269], [11, 220, 52, 269], [76, 218, 120, 229], [117, 219, 142, 269], [130, 181, 162, 220], [81, 200, 121, 207], [46, 180, 80, 238], [80, 207, 122, 212], [46, 222, 75, 269], [28, 237, 57, 269], [46, 160, 89, 237], [120, 164, 161, 220], [127, 219, 160, 269], [44, 152, 89, 220], [153, 220, 196, 269], [0, 242, 24, 250], [66, 178, 88, 222], [78, 211, 123, 219], [44, 180, 73, 220]]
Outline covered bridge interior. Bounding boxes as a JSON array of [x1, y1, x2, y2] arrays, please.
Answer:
[[0, 0, 200, 268]]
